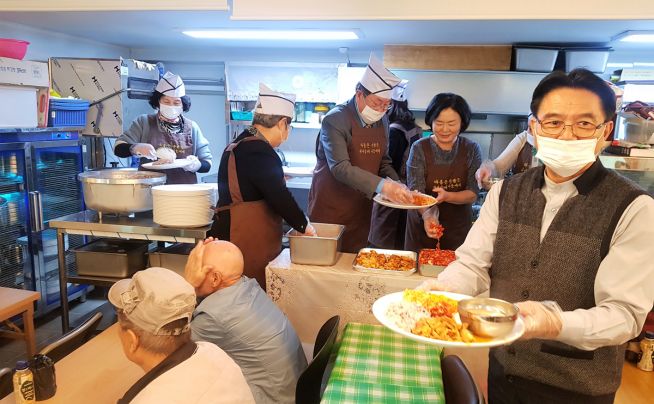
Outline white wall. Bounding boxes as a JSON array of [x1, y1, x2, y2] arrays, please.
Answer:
[[0, 21, 129, 61]]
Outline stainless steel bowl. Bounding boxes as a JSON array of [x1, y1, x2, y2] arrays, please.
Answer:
[[458, 298, 519, 338], [78, 169, 166, 214]]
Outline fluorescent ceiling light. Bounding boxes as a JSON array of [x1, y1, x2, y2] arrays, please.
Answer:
[[612, 31, 654, 43], [606, 63, 633, 68], [182, 29, 359, 40], [634, 62, 654, 67]]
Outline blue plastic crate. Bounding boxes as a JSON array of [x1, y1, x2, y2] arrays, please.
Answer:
[[48, 98, 90, 127]]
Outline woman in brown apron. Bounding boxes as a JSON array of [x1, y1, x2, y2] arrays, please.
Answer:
[[113, 72, 213, 184], [209, 84, 314, 289], [404, 93, 482, 252]]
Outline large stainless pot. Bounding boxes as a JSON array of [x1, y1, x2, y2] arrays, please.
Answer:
[[78, 169, 166, 215]]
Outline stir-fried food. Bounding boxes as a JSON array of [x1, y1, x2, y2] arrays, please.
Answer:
[[420, 249, 456, 267], [404, 289, 457, 316], [412, 317, 476, 343], [412, 193, 436, 206], [355, 250, 415, 271]]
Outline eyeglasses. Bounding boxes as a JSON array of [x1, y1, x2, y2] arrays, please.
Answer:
[[534, 116, 607, 138], [364, 95, 392, 112]]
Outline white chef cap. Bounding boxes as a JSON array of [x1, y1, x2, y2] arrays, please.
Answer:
[[254, 83, 296, 118], [359, 54, 402, 99], [391, 79, 409, 102], [155, 72, 186, 97]]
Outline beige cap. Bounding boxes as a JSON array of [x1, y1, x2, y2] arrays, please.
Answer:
[[108, 267, 196, 336], [254, 83, 296, 118], [155, 72, 186, 97], [359, 54, 402, 99]]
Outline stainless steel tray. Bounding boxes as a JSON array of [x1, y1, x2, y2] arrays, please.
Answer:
[[73, 238, 150, 278], [353, 248, 417, 276], [286, 223, 344, 266]]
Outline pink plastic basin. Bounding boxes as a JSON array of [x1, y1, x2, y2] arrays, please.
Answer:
[[0, 39, 30, 60]]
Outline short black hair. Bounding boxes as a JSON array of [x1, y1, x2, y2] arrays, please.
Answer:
[[425, 93, 471, 132], [387, 99, 415, 125], [148, 90, 191, 112], [355, 82, 372, 97], [530, 68, 615, 121]]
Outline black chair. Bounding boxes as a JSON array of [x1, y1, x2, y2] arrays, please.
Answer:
[[296, 315, 340, 404], [0, 367, 12, 399], [441, 355, 484, 404], [39, 312, 103, 363]]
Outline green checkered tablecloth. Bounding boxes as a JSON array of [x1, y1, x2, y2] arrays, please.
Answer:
[[321, 323, 445, 404]]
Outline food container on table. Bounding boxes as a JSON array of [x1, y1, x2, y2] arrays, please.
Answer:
[[148, 243, 193, 277], [418, 249, 456, 277], [458, 298, 519, 338], [78, 169, 166, 215], [286, 223, 344, 266], [353, 248, 417, 276], [73, 238, 150, 277]]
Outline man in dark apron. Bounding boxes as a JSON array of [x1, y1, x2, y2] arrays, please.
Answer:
[[114, 72, 212, 184], [308, 55, 413, 253], [209, 84, 315, 289]]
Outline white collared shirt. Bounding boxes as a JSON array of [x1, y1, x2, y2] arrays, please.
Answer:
[[438, 172, 654, 350]]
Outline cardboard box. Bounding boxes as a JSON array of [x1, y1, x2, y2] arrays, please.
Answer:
[[384, 45, 512, 71], [0, 58, 50, 127], [50, 58, 158, 137], [0, 84, 38, 127]]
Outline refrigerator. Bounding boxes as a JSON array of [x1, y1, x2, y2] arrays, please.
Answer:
[[0, 129, 89, 316]]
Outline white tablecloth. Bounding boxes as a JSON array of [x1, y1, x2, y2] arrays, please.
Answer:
[[265, 248, 430, 344]]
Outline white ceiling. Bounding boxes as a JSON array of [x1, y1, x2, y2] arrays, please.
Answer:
[[2, 11, 654, 52]]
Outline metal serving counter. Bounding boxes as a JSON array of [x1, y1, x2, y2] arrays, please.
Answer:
[[49, 210, 210, 331]]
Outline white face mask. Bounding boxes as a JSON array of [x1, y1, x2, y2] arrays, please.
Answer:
[[159, 104, 183, 120], [535, 135, 598, 178], [360, 105, 386, 124]]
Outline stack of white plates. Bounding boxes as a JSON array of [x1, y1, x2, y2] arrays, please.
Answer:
[[152, 184, 217, 228]]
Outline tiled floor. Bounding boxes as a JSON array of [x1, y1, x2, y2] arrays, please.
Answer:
[[0, 287, 116, 369]]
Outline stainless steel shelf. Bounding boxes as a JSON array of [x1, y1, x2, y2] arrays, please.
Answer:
[[50, 210, 211, 242]]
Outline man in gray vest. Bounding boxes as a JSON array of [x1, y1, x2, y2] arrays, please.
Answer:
[[420, 68, 654, 403]]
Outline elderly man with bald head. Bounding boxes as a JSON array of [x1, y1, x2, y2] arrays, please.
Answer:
[[184, 239, 307, 404]]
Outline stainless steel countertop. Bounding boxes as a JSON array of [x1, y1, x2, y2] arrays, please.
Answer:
[[49, 210, 210, 242]]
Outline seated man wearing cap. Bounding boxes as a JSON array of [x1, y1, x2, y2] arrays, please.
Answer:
[[184, 239, 307, 404], [109, 267, 255, 404], [209, 83, 315, 290]]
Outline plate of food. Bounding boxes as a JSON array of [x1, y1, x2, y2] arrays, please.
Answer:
[[373, 192, 437, 210], [372, 289, 525, 348], [142, 159, 192, 170], [353, 248, 417, 276]]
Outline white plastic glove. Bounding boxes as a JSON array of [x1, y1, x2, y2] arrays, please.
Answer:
[[130, 143, 157, 160], [422, 206, 441, 239], [475, 160, 496, 189], [415, 278, 454, 292], [303, 222, 317, 237], [183, 155, 202, 172], [516, 300, 563, 340], [380, 178, 413, 204]]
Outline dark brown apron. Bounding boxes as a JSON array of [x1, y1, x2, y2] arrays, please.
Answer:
[[511, 142, 534, 175], [308, 109, 386, 253], [404, 137, 472, 252], [139, 114, 197, 184], [212, 136, 282, 290], [368, 123, 421, 249]]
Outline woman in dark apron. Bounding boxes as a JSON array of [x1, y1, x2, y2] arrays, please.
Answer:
[[209, 84, 314, 289], [113, 72, 213, 184], [405, 93, 482, 252]]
